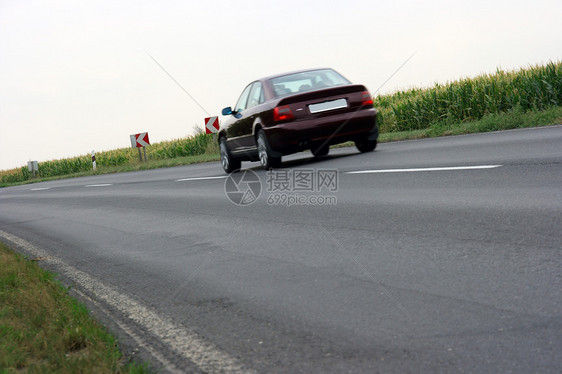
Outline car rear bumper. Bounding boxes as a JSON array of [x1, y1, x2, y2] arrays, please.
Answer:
[[264, 108, 377, 154]]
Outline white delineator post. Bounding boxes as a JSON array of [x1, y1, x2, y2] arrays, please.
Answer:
[[91, 150, 96, 170]]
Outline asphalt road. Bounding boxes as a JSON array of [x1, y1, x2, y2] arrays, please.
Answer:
[[1, 126, 561, 373]]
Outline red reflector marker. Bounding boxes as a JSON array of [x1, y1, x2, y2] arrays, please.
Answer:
[[273, 105, 294, 121]]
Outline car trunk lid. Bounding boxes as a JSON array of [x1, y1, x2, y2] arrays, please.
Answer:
[[276, 84, 372, 120]]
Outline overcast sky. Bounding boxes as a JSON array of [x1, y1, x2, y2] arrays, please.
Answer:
[[1, 0, 560, 171]]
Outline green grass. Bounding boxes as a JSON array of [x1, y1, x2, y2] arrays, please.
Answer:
[[0, 242, 151, 373], [423, 104, 562, 137], [384, 104, 562, 140], [332, 105, 562, 148], [1, 62, 561, 187]]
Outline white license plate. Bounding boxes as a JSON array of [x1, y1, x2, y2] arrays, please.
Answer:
[[308, 98, 347, 114]]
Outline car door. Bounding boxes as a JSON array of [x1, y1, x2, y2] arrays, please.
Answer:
[[226, 83, 252, 150], [237, 81, 265, 149]]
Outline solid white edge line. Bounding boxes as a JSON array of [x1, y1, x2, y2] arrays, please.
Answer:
[[72, 287, 185, 374], [175, 176, 228, 182], [346, 165, 502, 174], [0, 230, 254, 374]]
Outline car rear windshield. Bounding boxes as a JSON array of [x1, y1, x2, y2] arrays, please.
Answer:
[[270, 69, 351, 98]]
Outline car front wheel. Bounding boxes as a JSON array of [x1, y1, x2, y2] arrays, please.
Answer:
[[257, 130, 281, 170], [220, 137, 241, 173]]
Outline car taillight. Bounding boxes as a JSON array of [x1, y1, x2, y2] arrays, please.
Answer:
[[361, 91, 373, 106], [273, 105, 294, 121]]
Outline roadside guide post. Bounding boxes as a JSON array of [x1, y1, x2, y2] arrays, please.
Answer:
[[27, 161, 38, 178], [91, 150, 96, 170]]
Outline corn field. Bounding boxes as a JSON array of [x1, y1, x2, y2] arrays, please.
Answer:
[[375, 61, 561, 132]]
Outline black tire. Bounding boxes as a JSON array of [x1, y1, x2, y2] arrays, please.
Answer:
[[219, 137, 241, 173], [355, 138, 377, 153], [311, 144, 330, 157], [257, 130, 281, 170]]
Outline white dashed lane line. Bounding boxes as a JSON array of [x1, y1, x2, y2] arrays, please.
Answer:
[[175, 176, 227, 182], [346, 165, 502, 174], [27, 166, 501, 191], [27, 177, 226, 191], [84, 184, 113, 187]]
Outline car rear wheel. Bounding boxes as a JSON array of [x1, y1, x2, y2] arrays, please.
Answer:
[[257, 130, 281, 170], [312, 144, 329, 157], [355, 138, 377, 153], [220, 137, 241, 173]]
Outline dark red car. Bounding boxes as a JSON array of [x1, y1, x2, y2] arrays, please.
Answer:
[[218, 68, 378, 172]]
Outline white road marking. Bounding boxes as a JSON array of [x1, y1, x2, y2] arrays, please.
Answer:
[[72, 288, 185, 374], [176, 176, 228, 182], [30, 187, 51, 191], [85, 184, 113, 187], [0, 229, 254, 374], [346, 165, 502, 174]]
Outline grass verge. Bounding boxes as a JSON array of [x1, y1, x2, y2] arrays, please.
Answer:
[[423, 104, 562, 138], [336, 105, 562, 147], [0, 241, 150, 373]]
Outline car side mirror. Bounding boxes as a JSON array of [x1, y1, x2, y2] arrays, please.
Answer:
[[222, 107, 233, 116]]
